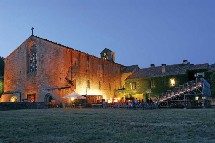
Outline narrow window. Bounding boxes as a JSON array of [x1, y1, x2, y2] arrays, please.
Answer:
[[97, 65, 103, 78], [28, 48, 37, 73], [103, 53, 107, 60], [86, 56, 90, 72], [130, 82, 137, 90], [73, 79, 76, 89], [170, 78, 176, 87], [87, 80, 90, 88], [109, 83, 111, 91], [151, 79, 155, 88], [99, 81, 101, 89]]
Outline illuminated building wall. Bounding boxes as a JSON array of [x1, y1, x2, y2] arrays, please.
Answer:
[[1, 36, 123, 102], [123, 62, 209, 100]]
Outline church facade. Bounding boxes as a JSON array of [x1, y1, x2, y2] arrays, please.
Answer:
[[1, 35, 135, 103], [2, 35, 213, 104]]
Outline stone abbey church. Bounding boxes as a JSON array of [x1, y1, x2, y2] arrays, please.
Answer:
[[1, 34, 214, 103], [0, 35, 138, 103]]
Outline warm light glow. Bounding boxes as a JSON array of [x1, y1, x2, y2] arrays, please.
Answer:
[[107, 100, 112, 103], [10, 96, 18, 102], [77, 87, 107, 99], [70, 97, 75, 101], [170, 78, 176, 86], [107, 98, 113, 103], [113, 98, 120, 103], [113, 98, 118, 103], [195, 96, 199, 101]]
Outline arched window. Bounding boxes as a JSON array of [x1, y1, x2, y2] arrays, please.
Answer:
[[10, 96, 18, 102], [27, 41, 37, 73], [29, 49, 37, 73], [44, 94, 53, 102]]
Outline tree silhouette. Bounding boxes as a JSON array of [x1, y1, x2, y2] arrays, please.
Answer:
[[0, 56, 4, 76], [210, 72, 215, 98]]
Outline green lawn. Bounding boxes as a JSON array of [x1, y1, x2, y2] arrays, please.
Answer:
[[0, 108, 215, 143]]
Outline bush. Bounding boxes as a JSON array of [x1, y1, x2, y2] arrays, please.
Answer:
[[0, 56, 4, 76]]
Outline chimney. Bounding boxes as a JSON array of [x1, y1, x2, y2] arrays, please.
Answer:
[[161, 64, 166, 74], [150, 64, 155, 67], [183, 60, 189, 64]]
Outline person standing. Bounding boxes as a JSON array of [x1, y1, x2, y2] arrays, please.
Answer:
[[134, 98, 138, 109]]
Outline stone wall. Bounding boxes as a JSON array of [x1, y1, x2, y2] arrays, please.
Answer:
[[2, 36, 122, 102], [68, 44, 122, 99], [121, 72, 133, 88], [0, 102, 48, 110]]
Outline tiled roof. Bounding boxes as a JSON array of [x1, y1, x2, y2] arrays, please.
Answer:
[[31, 36, 124, 67], [100, 48, 112, 54], [127, 63, 209, 79], [122, 65, 139, 73], [189, 63, 209, 70]]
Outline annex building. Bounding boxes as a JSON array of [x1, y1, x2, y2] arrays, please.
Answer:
[[0, 35, 138, 103], [120, 60, 214, 101]]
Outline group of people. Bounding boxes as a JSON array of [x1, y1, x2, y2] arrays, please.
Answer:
[[127, 98, 158, 109]]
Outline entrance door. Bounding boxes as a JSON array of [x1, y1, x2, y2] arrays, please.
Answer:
[[27, 94, 36, 102], [10, 96, 18, 102], [44, 94, 53, 102]]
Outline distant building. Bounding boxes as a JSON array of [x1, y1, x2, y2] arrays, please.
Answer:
[[1, 35, 137, 103]]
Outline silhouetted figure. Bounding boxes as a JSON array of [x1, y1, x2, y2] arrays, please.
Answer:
[[149, 98, 153, 105], [146, 98, 149, 104], [134, 98, 138, 109]]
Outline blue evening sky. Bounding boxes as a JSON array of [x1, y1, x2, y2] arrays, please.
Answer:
[[0, 0, 214, 68]]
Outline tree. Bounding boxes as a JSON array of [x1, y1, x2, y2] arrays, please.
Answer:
[[210, 72, 215, 98], [0, 56, 4, 76], [0, 79, 3, 95]]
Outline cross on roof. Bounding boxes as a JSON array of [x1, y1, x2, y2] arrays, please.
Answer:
[[31, 27, 34, 35]]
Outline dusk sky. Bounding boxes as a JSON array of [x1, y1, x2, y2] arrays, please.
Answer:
[[0, 0, 215, 68]]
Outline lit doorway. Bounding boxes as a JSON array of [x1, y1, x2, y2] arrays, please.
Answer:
[[10, 96, 18, 102]]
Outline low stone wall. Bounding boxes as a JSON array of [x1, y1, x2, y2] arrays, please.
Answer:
[[0, 102, 49, 111]]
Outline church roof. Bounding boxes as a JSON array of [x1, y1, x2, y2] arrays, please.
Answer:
[[122, 65, 139, 73], [189, 64, 209, 70], [32, 36, 124, 66], [100, 48, 112, 54], [127, 63, 209, 79], [5, 35, 126, 68], [33, 36, 120, 63], [33, 35, 80, 52]]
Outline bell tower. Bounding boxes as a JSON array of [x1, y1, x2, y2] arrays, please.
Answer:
[[100, 48, 115, 62]]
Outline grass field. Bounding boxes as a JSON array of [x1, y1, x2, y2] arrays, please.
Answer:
[[0, 108, 215, 143]]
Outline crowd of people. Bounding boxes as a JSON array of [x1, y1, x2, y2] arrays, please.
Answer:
[[111, 98, 159, 109]]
